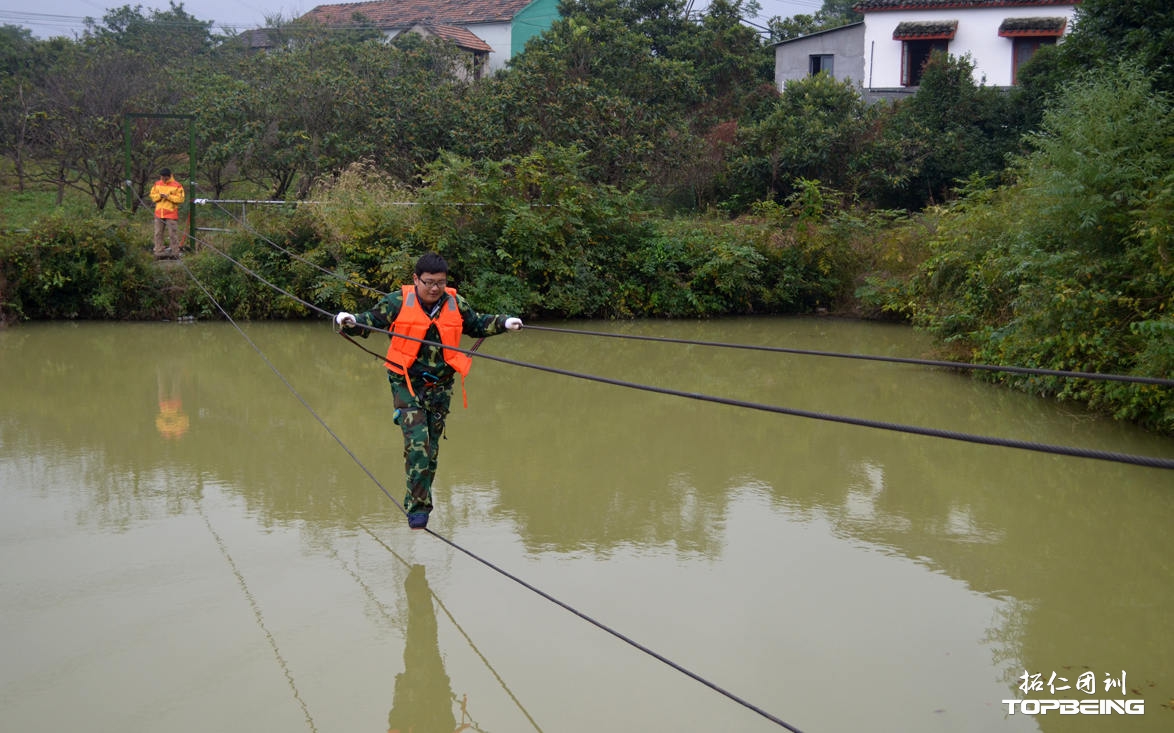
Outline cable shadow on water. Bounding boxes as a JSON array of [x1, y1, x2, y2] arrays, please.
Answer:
[[194, 482, 318, 733], [175, 213, 1174, 733], [353, 520, 545, 733], [387, 562, 484, 733]]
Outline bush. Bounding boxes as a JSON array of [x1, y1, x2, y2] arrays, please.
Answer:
[[414, 145, 657, 318], [0, 214, 173, 321], [628, 221, 766, 317], [730, 73, 871, 209], [901, 64, 1174, 432]]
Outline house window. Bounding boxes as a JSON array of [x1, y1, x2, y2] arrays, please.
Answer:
[[999, 17, 1067, 85], [1010, 37, 1055, 83], [809, 54, 834, 77], [892, 20, 958, 87], [902, 39, 949, 86]]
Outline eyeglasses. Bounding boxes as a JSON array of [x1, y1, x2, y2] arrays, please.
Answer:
[[417, 278, 447, 289]]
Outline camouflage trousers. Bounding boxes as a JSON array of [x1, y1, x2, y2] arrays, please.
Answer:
[[388, 372, 453, 516]]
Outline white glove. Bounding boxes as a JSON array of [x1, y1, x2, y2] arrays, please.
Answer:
[[334, 311, 356, 330], [504, 317, 523, 331]]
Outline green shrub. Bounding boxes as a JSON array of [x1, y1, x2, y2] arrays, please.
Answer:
[[415, 145, 657, 318], [630, 221, 765, 317], [0, 214, 172, 321], [901, 64, 1174, 432]]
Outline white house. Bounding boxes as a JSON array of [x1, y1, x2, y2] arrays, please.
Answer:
[[775, 1, 1080, 99]]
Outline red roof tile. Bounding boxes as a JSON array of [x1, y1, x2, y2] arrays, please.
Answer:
[[415, 23, 494, 51], [303, 0, 538, 27]]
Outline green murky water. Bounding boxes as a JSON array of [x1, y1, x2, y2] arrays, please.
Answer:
[[2, 318, 1172, 732]]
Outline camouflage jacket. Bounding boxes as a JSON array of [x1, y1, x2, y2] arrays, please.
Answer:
[[344, 287, 510, 381]]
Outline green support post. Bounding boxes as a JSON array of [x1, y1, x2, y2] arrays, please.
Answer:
[[123, 112, 197, 244], [188, 120, 197, 246]]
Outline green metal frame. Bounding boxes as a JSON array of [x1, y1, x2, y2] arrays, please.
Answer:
[[123, 113, 197, 244]]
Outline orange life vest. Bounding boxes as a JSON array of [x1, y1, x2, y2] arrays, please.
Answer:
[[385, 285, 472, 402]]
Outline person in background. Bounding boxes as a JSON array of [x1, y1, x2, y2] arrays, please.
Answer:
[[335, 252, 523, 530], [150, 168, 185, 259]]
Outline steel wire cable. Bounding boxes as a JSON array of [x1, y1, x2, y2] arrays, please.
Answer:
[[176, 256, 808, 733], [205, 198, 391, 298], [323, 525, 537, 733], [523, 325, 1174, 387], [355, 523, 545, 733], [192, 189, 1170, 389], [337, 327, 1174, 470], [195, 490, 319, 732], [172, 205, 1170, 732], [181, 229, 1174, 470]]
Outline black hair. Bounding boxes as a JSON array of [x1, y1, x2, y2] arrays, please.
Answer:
[[160, 168, 171, 177], [414, 252, 448, 276]]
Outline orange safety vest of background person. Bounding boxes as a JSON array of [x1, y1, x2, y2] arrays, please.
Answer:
[[384, 284, 473, 382], [150, 175, 185, 220], [155, 398, 190, 440]]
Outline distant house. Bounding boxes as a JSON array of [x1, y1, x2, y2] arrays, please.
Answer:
[[773, 21, 865, 91], [300, 0, 561, 76], [238, 28, 277, 51], [403, 22, 495, 80], [775, 1, 1080, 100]]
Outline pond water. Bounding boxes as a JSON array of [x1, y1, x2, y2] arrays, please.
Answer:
[[2, 318, 1172, 733]]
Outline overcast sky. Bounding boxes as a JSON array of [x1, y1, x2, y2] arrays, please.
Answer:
[[2, 0, 829, 39]]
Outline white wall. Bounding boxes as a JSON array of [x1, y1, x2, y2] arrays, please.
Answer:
[[467, 22, 513, 73], [862, 5, 1076, 89], [386, 22, 514, 74]]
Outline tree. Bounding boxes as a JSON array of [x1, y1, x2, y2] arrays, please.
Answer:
[[1060, 0, 1174, 93], [883, 52, 1018, 208], [461, 6, 702, 188], [374, 33, 476, 183], [0, 25, 44, 192], [905, 64, 1174, 431], [732, 73, 869, 205], [666, 0, 776, 128], [562, 0, 693, 57], [30, 42, 138, 209], [767, 0, 861, 43], [1005, 0, 1174, 143], [185, 70, 255, 198], [84, 3, 217, 189], [193, 22, 478, 198], [18, 5, 215, 210], [415, 144, 655, 317], [456, 0, 777, 201]]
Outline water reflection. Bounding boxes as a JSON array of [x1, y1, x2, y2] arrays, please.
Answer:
[[387, 564, 460, 733], [155, 363, 190, 441]]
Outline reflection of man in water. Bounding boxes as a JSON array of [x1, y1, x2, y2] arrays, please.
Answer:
[[388, 564, 464, 733], [155, 368, 189, 440]]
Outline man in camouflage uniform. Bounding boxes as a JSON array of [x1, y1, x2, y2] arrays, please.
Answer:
[[335, 253, 522, 530]]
